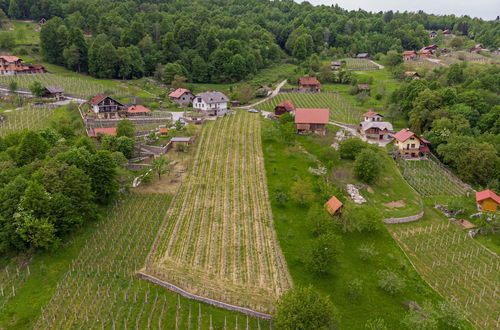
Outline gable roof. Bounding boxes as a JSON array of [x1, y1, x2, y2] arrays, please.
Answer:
[[325, 196, 343, 214], [361, 121, 393, 132], [295, 108, 329, 124], [404, 71, 420, 76], [195, 91, 229, 104], [276, 100, 296, 112], [169, 88, 192, 98], [87, 94, 123, 106], [363, 110, 383, 118], [45, 85, 64, 94], [356, 53, 370, 58], [476, 190, 500, 204], [403, 50, 417, 55], [393, 129, 416, 142], [0, 56, 21, 62], [299, 77, 320, 86], [126, 105, 151, 113]]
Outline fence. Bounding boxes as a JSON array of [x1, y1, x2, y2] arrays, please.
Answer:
[[383, 211, 425, 224]]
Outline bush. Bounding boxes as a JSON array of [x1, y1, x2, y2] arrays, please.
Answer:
[[341, 206, 382, 233], [354, 149, 383, 184], [339, 138, 368, 160], [358, 242, 379, 261], [377, 270, 406, 295], [347, 278, 363, 299], [365, 318, 388, 330], [307, 232, 343, 275], [274, 191, 289, 205], [291, 180, 315, 205]]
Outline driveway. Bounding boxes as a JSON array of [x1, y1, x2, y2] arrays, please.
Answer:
[[235, 80, 287, 110], [329, 121, 393, 147]]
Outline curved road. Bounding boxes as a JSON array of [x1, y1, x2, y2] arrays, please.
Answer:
[[235, 79, 287, 109]]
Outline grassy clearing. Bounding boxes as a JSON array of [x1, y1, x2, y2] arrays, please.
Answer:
[[262, 122, 444, 328], [2, 20, 39, 45], [388, 203, 497, 329], [144, 112, 292, 314], [336, 58, 380, 71], [255, 92, 364, 124], [396, 157, 469, 197], [402, 59, 442, 71]]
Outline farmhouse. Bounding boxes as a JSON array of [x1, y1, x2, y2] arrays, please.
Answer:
[[274, 100, 296, 116], [403, 50, 418, 61], [470, 44, 485, 53], [0, 56, 46, 75], [429, 31, 437, 38], [419, 49, 433, 58], [168, 88, 194, 105], [355, 53, 370, 59], [476, 190, 500, 212], [360, 121, 393, 142], [87, 94, 124, 119], [443, 29, 451, 36], [404, 71, 421, 79], [325, 196, 343, 216], [193, 91, 229, 116], [44, 86, 64, 100], [362, 111, 383, 122], [295, 108, 329, 136], [393, 128, 430, 158], [298, 77, 321, 92], [126, 105, 151, 116]]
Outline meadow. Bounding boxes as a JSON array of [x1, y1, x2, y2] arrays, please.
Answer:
[[388, 204, 499, 330], [144, 112, 292, 315], [255, 92, 364, 124], [337, 58, 380, 71]]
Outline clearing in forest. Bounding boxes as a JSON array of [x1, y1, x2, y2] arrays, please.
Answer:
[[256, 92, 364, 124], [144, 112, 292, 314], [388, 207, 500, 330]]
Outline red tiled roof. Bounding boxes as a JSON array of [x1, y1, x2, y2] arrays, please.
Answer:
[[405, 71, 418, 76], [403, 50, 416, 55], [476, 190, 500, 204], [419, 145, 430, 153], [276, 100, 296, 111], [126, 105, 151, 113], [295, 108, 329, 124], [0, 55, 21, 62], [88, 94, 108, 105], [362, 110, 383, 118], [89, 127, 117, 137], [299, 77, 320, 86], [325, 196, 343, 214], [393, 129, 415, 142], [169, 88, 191, 98]]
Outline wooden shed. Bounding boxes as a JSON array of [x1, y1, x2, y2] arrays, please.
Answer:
[[325, 196, 343, 216], [476, 190, 500, 212]]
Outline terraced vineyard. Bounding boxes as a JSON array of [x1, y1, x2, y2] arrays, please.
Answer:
[[0, 73, 125, 98], [34, 194, 261, 328], [256, 92, 364, 124], [396, 157, 469, 197], [144, 112, 292, 314], [389, 215, 500, 329], [0, 106, 56, 136]]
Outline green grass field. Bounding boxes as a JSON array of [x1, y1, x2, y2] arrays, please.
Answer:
[[262, 122, 445, 328], [3, 20, 39, 45], [336, 58, 380, 71], [256, 92, 364, 124]]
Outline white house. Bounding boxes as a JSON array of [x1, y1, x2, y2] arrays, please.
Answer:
[[193, 91, 229, 116]]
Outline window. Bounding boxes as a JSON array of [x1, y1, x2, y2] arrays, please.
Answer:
[[411, 144, 415, 148]]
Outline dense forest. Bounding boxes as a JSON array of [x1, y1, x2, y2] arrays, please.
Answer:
[[1, 0, 499, 82]]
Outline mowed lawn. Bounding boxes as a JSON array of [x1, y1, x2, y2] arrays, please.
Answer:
[[144, 112, 292, 314], [256, 92, 364, 124]]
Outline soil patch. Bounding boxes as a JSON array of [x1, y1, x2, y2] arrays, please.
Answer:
[[384, 200, 406, 208]]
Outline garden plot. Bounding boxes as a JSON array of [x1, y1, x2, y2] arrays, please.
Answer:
[[34, 194, 262, 329], [0, 73, 124, 99], [389, 218, 500, 330], [0, 106, 55, 136], [396, 157, 468, 197], [256, 92, 364, 124], [144, 112, 292, 314], [338, 58, 380, 70]]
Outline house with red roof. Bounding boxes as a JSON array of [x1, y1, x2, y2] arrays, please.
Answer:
[[325, 196, 343, 216], [476, 190, 500, 212], [393, 128, 430, 158], [404, 71, 421, 80], [126, 105, 151, 117], [0, 56, 46, 75], [362, 111, 384, 122], [274, 100, 296, 116], [298, 77, 321, 92], [87, 95, 124, 119], [168, 88, 194, 106], [402, 50, 418, 61], [295, 108, 329, 136]]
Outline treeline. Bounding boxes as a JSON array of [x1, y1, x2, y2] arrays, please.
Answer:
[[390, 63, 500, 189], [4, 0, 495, 82]]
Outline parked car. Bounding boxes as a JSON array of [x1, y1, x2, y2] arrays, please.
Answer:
[[248, 109, 260, 113]]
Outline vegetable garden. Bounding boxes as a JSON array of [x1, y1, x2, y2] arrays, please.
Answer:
[[256, 92, 364, 124], [396, 157, 469, 197], [389, 215, 500, 329], [0, 106, 56, 136], [144, 112, 292, 314], [32, 194, 263, 329]]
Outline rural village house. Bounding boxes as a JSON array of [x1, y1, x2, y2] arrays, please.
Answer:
[[295, 108, 329, 136], [192, 91, 229, 116], [355, 53, 370, 59], [298, 77, 321, 92], [470, 44, 486, 53], [168, 88, 194, 105], [126, 105, 151, 116], [393, 128, 430, 158], [404, 71, 421, 79], [359, 111, 393, 141], [429, 31, 437, 38], [443, 29, 451, 36], [402, 50, 418, 61], [476, 190, 500, 212], [274, 100, 296, 116], [325, 196, 343, 216], [44, 86, 64, 100], [87, 94, 124, 119], [0, 56, 46, 76]]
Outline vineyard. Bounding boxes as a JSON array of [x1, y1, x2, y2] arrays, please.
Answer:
[[338, 58, 380, 70], [0, 264, 30, 313], [396, 157, 468, 197], [0, 73, 125, 99], [389, 215, 500, 329], [256, 92, 364, 124], [32, 194, 263, 329], [0, 106, 56, 136], [144, 112, 292, 314], [402, 59, 442, 71]]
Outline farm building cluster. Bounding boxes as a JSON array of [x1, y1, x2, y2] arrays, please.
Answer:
[[0, 56, 46, 75]]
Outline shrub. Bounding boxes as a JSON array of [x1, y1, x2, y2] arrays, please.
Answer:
[[339, 138, 368, 160], [291, 180, 315, 205], [307, 232, 343, 275], [354, 149, 383, 184], [358, 242, 379, 261], [274, 191, 289, 205], [347, 278, 363, 299], [377, 270, 406, 295], [365, 318, 388, 330]]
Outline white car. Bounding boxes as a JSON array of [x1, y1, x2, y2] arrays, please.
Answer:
[[248, 109, 260, 113]]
